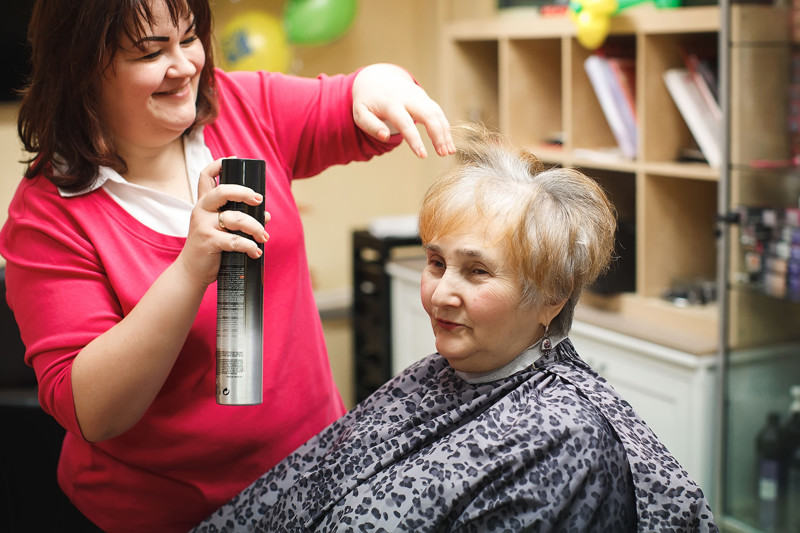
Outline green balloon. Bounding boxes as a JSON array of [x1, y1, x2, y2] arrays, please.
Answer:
[[284, 0, 358, 46]]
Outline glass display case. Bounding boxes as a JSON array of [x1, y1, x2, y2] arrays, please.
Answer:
[[719, 3, 800, 531]]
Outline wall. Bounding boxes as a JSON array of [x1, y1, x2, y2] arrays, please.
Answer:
[[0, 103, 27, 242]]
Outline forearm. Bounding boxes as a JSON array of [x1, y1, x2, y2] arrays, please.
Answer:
[[71, 259, 209, 442]]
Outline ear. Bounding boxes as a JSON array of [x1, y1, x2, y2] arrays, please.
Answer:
[[537, 298, 567, 328]]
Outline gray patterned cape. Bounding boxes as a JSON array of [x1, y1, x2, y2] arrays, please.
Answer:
[[193, 339, 718, 532]]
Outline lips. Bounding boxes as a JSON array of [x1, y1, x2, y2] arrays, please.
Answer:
[[435, 317, 463, 331]]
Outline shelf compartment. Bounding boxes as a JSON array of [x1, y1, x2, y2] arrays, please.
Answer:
[[640, 173, 717, 299], [445, 39, 499, 129], [502, 38, 563, 154], [641, 31, 719, 166], [729, 6, 792, 169], [730, 45, 792, 168], [570, 35, 637, 158], [727, 288, 800, 350], [589, 169, 637, 295], [727, 166, 800, 349]]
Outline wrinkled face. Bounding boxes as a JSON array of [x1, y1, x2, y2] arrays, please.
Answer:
[[421, 220, 543, 374], [98, 0, 204, 153]]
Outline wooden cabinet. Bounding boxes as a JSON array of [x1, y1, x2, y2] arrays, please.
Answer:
[[435, 3, 785, 356]]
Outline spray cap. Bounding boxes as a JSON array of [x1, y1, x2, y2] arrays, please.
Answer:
[[220, 158, 266, 195]]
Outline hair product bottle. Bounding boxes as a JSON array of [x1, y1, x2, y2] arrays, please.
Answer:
[[784, 385, 800, 532], [216, 158, 265, 405], [756, 411, 783, 532]]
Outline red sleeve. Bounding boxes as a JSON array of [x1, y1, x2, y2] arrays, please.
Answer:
[[0, 179, 123, 437], [207, 69, 403, 181]]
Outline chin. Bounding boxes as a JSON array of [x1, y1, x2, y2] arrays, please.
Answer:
[[438, 350, 470, 370]]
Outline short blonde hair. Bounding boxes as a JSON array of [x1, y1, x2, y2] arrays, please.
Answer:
[[418, 123, 617, 336]]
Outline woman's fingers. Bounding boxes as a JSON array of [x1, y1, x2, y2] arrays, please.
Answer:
[[216, 209, 270, 250], [199, 183, 264, 212], [351, 64, 456, 159], [197, 158, 224, 199], [181, 158, 271, 285]]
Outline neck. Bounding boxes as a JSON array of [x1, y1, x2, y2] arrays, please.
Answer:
[[118, 137, 192, 203]]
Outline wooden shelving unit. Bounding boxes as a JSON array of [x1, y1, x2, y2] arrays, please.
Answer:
[[437, 3, 780, 355]]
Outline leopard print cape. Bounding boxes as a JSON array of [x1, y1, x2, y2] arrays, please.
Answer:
[[193, 339, 718, 532]]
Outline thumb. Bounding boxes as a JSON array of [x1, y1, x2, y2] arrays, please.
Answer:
[[198, 158, 226, 199]]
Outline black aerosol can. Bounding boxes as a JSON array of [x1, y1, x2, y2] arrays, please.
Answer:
[[216, 158, 265, 405]]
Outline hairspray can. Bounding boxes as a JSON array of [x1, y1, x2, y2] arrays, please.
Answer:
[[216, 158, 265, 405]]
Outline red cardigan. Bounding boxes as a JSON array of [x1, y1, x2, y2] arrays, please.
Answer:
[[0, 68, 399, 532]]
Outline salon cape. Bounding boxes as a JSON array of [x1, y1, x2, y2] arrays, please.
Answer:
[[194, 337, 718, 532]]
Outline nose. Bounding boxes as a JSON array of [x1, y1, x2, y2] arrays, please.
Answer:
[[167, 47, 198, 78], [430, 269, 461, 308]]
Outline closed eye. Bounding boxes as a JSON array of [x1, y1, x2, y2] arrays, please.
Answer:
[[427, 258, 445, 269], [139, 50, 161, 61]]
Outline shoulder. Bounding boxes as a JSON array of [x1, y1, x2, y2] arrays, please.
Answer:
[[551, 339, 719, 531], [3, 175, 90, 233], [518, 371, 630, 469], [0, 174, 124, 264], [213, 68, 355, 109]]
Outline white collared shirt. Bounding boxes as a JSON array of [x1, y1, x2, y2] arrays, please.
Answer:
[[58, 128, 214, 237]]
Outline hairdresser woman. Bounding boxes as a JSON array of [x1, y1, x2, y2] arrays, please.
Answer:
[[0, 0, 453, 531]]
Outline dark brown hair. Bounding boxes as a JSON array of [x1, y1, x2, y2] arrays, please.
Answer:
[[17, 0, 218, 190]]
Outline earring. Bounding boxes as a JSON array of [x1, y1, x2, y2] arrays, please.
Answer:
[[541, 324, 552, 356]]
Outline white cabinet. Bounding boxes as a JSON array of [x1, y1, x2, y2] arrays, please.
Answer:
[[386, 257, 717, 502], [386, 258, 436, 376]]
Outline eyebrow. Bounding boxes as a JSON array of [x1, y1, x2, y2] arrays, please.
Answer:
[[133, 17, 196, 47], [425, 244, 487, 259]]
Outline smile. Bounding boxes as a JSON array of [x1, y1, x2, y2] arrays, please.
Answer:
[[154, 84, 190, 97]]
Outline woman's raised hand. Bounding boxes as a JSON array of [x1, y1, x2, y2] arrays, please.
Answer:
[[177, 158, 270, 287], [352, 63, 455, 159]]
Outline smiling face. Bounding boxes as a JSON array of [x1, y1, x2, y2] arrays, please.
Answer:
[[98, 0, 204, 153], [420, 219, 548, 374]]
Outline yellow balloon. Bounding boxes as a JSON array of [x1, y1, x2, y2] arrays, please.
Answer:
[[574, 11, 611, 50], [219, 11, 291, 73], [582, 0, 619, 15]]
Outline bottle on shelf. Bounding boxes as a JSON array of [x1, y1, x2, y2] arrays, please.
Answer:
[[756, 411, 784, 532], [783, 385, 800, 532], [788, 444, 800, 533]]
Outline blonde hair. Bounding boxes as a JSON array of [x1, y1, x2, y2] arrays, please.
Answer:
[[418, 123, 617, 336]]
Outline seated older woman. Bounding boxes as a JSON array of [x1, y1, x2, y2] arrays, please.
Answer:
[[194, 124, 718, 532]]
